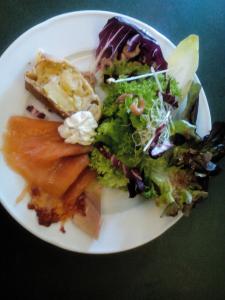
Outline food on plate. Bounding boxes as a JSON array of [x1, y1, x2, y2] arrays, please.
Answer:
[[64, 169, 101, 238], [58, 111, 98, 145], [2, 16, 225, 239], [72, 190, 101, 238], [26, 105, 46, 119], [90, 16, 225, 216], [82, 71, 97, 88], [3, 116, 101, 237], [3, 117, 91, 196], [167, 35, 199, 99], [64, 168, 97, 209], [28, 169, 101, 237], [4, 116, 92, 163], [25, 51, 101, 121], [95, 17, 167, 71]]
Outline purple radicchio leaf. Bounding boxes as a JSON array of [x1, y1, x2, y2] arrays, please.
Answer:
[[162, 80, 178, 108], [150, 124, 166, 148], [96, 17, 167, 71], [148, 124, 173, 158], [150, 141, 173, 158], [95, 143, 145, 197], [127, 178, 145, 198]]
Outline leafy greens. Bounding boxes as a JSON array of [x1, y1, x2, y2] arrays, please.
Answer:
[[90, 17, 225, 217]]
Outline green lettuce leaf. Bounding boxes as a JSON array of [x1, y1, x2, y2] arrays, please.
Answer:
[[90, 148, 128, 189]]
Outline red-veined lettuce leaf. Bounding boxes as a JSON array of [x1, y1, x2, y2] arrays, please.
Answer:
[[95, 142, 145, 197]]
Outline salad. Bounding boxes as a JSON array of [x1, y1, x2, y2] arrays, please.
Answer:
[[91, 17, 225, 216], [2, 16, 225, 239]]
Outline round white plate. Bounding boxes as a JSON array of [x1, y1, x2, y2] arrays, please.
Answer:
[[0, 11, 211, 254]]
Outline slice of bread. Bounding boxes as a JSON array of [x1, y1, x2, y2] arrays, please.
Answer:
[[25, 52, 101, 121]]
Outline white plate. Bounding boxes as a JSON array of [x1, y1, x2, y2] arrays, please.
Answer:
[[0, 11, 211, 254]]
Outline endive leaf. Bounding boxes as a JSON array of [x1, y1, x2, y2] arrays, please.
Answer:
[[168, 35, 199, 100]]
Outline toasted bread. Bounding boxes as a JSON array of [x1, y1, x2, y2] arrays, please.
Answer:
[[25, 52, 101, 121]]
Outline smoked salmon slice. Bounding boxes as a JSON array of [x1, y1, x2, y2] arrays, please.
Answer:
[[63, 169, 101, 238], [73, 192, 101, 238], [72, 179, 102, 238], [3, 116, 90, 196], [28, 171, 102, 236], [5, 116, 92, 163], [3, 116, 102, 238], [63, 169, 97, 210], [42, 155, 89, 197]]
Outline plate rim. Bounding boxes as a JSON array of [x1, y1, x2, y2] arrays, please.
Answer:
[[0, 10, 211, 254]]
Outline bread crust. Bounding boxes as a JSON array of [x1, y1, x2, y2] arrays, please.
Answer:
[[25, 78, 71, 118]]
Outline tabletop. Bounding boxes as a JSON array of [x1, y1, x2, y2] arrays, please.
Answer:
[[1, 1, 225, 299]]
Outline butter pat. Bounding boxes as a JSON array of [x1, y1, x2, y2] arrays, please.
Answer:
[[58, 111, 98, 145]]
